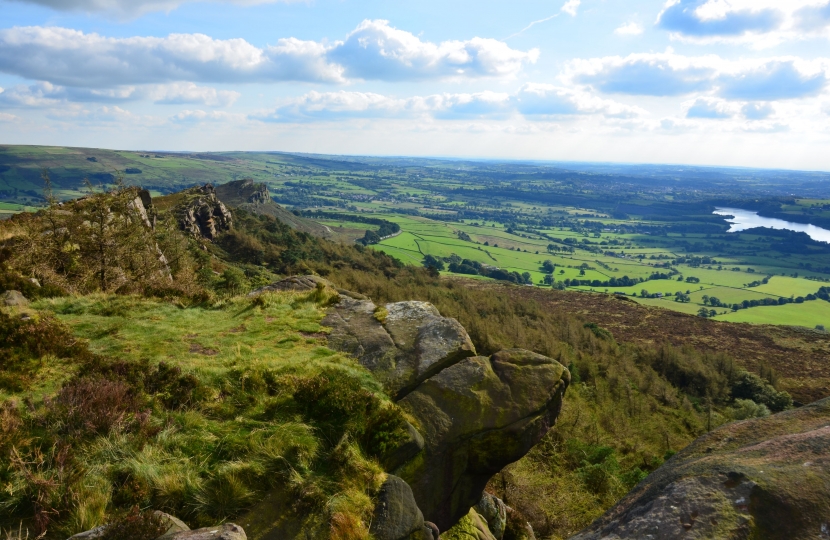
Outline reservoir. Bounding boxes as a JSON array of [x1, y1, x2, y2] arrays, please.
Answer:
[[714, 207, 830, 244]]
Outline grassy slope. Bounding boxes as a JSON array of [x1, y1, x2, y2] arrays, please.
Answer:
[[1, 289, 398, 538]]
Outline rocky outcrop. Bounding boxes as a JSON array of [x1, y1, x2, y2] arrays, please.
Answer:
[[176, 184, 233, 240], [570, 396, 830, 540], [252, 276, 569, 535], [214, 179, 270, 205], [214, 179, 331, 238]]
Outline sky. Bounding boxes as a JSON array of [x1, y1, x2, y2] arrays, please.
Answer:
[[1, 0, 830, 170]]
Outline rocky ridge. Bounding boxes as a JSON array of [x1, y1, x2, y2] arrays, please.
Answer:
[[214, 179, 331, 237]]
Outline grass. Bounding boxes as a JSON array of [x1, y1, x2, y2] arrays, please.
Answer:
[[1, 288, 405, 538], [753, 276, 823, 298], [34, 293, 334, 376]]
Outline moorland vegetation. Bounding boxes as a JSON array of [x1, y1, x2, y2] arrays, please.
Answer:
[[0, 177, 799, 539]]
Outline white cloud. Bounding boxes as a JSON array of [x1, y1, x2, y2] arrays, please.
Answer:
[[561, 0, 581, 17], [253, 90, 514, 122], [614, 22, 644, 36], [657, 0, 830, 47], [742, 102, 775, 119], [5, 0, 302, 18], [515, 83, 646, 118], [0, 22, 536, 87], [0, 81, 239, 107], [328, 20, 538, 81], [0, 26, 342, 87], [685, 97, 735, 119], [252, 86, 641, 123], [567, 52, 829, 99], [0, 111, 18, 121], [149, 83, 240, 106], [171, 109, 246, 123]]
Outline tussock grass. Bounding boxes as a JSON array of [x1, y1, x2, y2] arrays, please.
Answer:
[[1, 291, 408, 538]]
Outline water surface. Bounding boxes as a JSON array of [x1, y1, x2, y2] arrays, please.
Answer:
[[714, 207, 830, 244]]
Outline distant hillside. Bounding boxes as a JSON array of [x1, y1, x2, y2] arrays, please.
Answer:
[[0, 145, 369, 206], [214, 179, 331, 237]]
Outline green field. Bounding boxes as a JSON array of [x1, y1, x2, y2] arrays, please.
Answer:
[[715, 300, 830, 328]]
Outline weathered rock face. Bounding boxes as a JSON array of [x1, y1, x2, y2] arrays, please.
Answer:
[[475, 493, 507, 540], [177, 184, 233, 240], [371, 475, 437, 540], [268, 276, 569, 532], [570, 396, 830, 540], [67, 512, 193, 540], [215, 179, 270, 205], [324, 297, 477, 400], [128, 188, 156, 229], [398, 350, 568, 530]]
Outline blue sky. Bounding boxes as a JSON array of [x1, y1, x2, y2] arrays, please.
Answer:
[[1, 0, 829, 170]]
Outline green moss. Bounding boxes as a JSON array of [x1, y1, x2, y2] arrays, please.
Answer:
[[441, 508, 494, 540]]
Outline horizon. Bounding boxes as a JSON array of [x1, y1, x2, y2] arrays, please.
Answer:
[[1, 1, 830, 170], [5, 143, 830, 175]]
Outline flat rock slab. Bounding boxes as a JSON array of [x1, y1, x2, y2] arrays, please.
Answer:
[[570, 396, 830, 540], [165, 524, 246, 540]]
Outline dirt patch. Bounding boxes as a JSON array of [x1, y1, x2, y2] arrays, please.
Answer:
[[300, 331, 328, 340], [189, 343, 218, 356]]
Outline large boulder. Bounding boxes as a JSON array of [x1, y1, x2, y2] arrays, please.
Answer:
[[324, 297, 476, 399], [570, 396, 830, 540], [398, 350, 569, 531], [2, 290, 29, 307]]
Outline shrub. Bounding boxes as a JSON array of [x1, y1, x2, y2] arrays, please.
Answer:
[[730, 399, 771, 420], [731, 371, 792, 412], [292, 369, 408, 459], [98, 507, 167, 540], [49, 377, 141, 436], [0, 312, 92, 392]]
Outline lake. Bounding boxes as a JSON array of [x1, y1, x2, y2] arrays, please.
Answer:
[[714, 207, 830, 244]]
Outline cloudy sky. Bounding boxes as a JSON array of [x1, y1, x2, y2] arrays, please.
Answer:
[[1, 0, 829, 170]]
